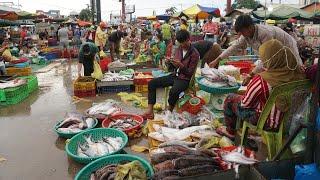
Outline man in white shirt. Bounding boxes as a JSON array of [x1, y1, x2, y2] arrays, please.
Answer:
[[58, 24, 71, 60], [209, 15, 302, 70]]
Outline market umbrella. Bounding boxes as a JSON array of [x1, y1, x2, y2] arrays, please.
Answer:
[[0, 12, 18, 21], [182, 4, 220, 19], [252, 5, 313, 20], [172, 12, 189, 19], [156, 14, 171, 21], [146, 16, 156, 21], [77, 20, 92, 27], [16, 11, 37, 20]]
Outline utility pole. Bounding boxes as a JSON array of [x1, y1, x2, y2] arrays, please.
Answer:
[[96, 0, 101, 23], [121, 0, 126, 23]]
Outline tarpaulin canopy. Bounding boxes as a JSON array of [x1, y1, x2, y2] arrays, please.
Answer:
[[16, 11, 36, 20], [0, 11, 38, 21], [146, 16, 156, 20], [253, 5, 313, 20], [183, 4, 220, 19], [77, 20, 92, 27], [0, 12, 18, 21], [156, 14, 171, 21], [172, 12, 189, 19]]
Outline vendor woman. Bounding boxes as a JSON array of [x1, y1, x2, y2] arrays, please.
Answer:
[[77, 42, 99, 76], [142, 30, 200, 120], [218, 39, 306, 139]]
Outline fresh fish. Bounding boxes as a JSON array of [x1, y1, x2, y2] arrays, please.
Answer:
[[154, 160, 174, 172], [178, 165, 218, 177], [57, 128, 82, 134], [191, 130, 221, 139], [87, 100, 121, 115], [151, 152, 184, 164], [172, 155, 217, 169], [152, 170, 179, 180], [108, 118, 139, 131], [77, 136, 123, 157], [148, 132, 166, 142], [221, 151, 258, 165], [86, 118, 95, 128], [150, 145, 196, 156], [159, 141, 198, 148], [93, 164, 117, 180], [59, 118, 82, 128]]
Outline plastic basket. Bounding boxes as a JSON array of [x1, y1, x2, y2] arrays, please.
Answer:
[[74, 89, 96, 98], [134, 72, 153, 85], [6, 67, 32, 76], [54, 118, 99, 139], [196, 77, 240, 94], [73, 76, 96, 91], [75, 154, 154, 180], [65, 128, 128, 164], [97, 85, 132, 93], [102, 114, 144, 135], [135, 84, 148, 93], [14, 62, 30, 68], [226, 61, 254, 74], [0, 84, 29, 105], [20, 75, 38, 94]]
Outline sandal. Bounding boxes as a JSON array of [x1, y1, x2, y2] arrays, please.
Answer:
[[141, 113, 154, 121], [216, 126, 235, 140]]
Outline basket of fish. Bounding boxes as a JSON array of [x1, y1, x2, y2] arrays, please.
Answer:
[[101, 114, 144, 136], [85, 100, 122, 122], [75, 154, 154, 180], [65, 128, 128, 164], [196, 77, 240, 94], [54, 113, 98, 139]]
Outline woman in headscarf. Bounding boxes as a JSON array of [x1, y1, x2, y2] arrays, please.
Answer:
[[217, 39, 306, 139]]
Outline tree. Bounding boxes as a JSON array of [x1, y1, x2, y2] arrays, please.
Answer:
[[165, 7, 177, 15], [79, 8, 92, 21], [232, 0, 259, 9]]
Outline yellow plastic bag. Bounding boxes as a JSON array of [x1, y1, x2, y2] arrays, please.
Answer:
[[99, 50, 106, 58], [91, 61, 103, 80], [2, 49, 12, 61]]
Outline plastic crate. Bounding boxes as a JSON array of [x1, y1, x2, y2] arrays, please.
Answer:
[[73, 76, 96, 91], [135, 84, 148, 93], [0, 84, 29, 105], [6, 67, 32, 76], [97, 85, 132, 93], [226, 61, 254, 74], [20, 75, 38, 94], [74, 89, 96, 98], [134, 72, 153, 85]]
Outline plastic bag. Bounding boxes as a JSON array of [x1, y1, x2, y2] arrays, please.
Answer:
[[295, 163, 320, 180], [91, 60, 103, 80], [99, 50, 106, 58]]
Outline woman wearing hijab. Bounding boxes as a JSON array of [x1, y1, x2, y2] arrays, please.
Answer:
[[217, 39, 306, 139]]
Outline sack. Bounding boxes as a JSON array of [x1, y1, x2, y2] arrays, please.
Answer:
[[91, 60, 103, 80]]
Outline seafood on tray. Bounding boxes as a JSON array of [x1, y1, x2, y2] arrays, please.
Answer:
[[108, 117, 139, 131], [201, 64, 238, 87], [90, 160, 147, 180], [77, 135, 123, 158], [56, 113, 95, 134], [86, 100, 122, 116], [101, 71, 133, 82]]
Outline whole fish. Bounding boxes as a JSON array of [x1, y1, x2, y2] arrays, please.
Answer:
[[172, 155, 217, 169], [154, 160, 174, 172], [59, 118, 82, 128], [152, 170, 179, 180], [178, 165, 218, 177], [151, 152, 184, 164], [159, 141, 197, 148], [150, 145, 197, 156], [221, 151, 258, 165], [91, 164, 117, 180], [86, 118, 95, 128]]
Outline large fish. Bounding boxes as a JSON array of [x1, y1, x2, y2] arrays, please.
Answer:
[[178, 165, 218, 177], [221, 151, 258, 165], [172, 155, 218, 169]]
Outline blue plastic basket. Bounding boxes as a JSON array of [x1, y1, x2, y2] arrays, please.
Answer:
[[75, 154, 154, 180], [65, 128, 128, 164], [97, 85, 132, 93], [196, 77, 240, 94], [14, 62, 30, 68], [54, 118, 99, 139]]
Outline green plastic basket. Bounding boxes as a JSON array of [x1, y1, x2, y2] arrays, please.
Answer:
[[20, 75, 38, 94], [54, 118, 99, 139], [196, 77, 240, 94], [0, 84, 29, 106], [65, 128, 128, 164], [75, 154, 154, 180]]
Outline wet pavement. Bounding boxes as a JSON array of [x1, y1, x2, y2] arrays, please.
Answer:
[[0, 62, 152, 180]]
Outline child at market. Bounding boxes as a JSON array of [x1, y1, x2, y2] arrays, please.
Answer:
[[218, 39, 306, 139], [151, 33, 166, 67]]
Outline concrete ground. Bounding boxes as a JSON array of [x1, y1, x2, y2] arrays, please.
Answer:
[[0, 62, 152, 180]]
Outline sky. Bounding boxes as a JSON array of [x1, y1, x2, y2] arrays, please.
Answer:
[[16, 0, 300, 20]]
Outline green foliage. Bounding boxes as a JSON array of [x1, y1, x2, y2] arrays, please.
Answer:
[[79, 8, 92, 21], [232, 0, 259, 9]]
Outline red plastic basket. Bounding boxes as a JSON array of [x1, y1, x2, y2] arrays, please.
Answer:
[[178, 96, 205, 115], [102, 113, 144, 135], [226, 60, 254, 74], [74, 89, 96, 98], [134, 72, 153, 85]]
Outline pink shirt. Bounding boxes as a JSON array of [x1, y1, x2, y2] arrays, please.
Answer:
[[202, 22, 219, 35]]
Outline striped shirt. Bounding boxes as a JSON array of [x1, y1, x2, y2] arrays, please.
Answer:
[[242, 75, 283, 129]]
